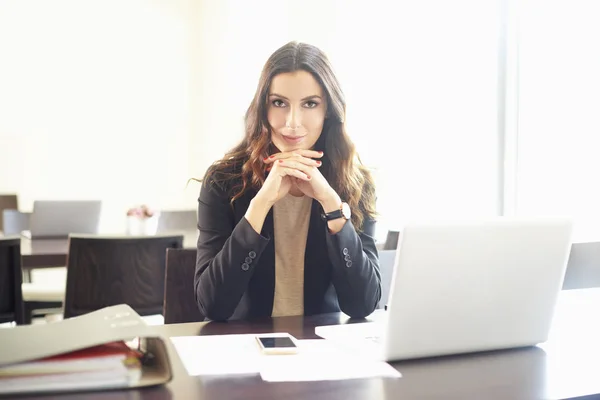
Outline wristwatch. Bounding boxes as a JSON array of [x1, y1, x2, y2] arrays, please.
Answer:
[[321, 202, 351, 222]]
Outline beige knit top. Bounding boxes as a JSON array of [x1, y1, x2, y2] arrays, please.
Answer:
[[271, 193, 313, 317]]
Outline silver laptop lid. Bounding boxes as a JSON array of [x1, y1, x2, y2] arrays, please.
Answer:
[[383, 216, 573, 360], [29, 200, 102, 239]]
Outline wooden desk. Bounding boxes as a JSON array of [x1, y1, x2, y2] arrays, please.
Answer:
[[19, 232, 199, 269], [20, 238, 69, 268], [16, 289, 600, 400]]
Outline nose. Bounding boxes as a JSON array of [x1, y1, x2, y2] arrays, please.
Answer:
[[285, 105, 301, 129]]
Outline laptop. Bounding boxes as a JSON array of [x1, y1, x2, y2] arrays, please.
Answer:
[[315, 216, 573, 361], [25, 200, 102, 239]]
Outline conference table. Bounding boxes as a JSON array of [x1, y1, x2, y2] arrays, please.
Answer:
[[19, 231, 199, 269], [19, 238, 69, 269], [17, 288, 600, 400]]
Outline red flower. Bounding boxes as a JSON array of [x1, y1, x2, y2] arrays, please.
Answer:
[[127, 205, 155, 219]]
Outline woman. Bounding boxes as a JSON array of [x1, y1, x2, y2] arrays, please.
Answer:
[[195, 41, 380, 321]]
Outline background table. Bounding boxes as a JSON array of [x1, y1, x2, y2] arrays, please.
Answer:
[[20, 231, 199, 269]]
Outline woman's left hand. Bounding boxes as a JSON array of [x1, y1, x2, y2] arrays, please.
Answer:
[[265, 151, 346, 233], [264, 151, 340, 207]]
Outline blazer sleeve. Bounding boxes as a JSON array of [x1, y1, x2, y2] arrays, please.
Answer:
[[194, 178, 270, 321], [325, 216, 381, 319]]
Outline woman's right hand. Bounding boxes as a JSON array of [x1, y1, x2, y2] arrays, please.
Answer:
[[256, 149, 323, 206], [245, 149, 322, 234]]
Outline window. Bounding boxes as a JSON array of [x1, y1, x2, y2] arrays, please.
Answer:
[[327, 1, 503, 238], [516, 0, 600, 241]]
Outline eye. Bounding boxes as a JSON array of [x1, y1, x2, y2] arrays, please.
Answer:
[[272, 99, 286, 108], [304, 101, 319, 109]]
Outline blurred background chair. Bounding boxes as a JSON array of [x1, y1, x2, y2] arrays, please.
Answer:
[[22, 268, 65, 324], [2, 210, 31, 235], [378, 249, 397, 310], [0, 194, 19, 234], [0, 237, 25, 325], [63, 234, 183, 318], [382, 230, 400, 250], [164, 248, 204, 324], [157, 210, 197, 233], [562, 242, 600, 290]]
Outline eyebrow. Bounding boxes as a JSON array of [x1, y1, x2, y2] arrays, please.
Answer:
[[269, 93, 322, 101]]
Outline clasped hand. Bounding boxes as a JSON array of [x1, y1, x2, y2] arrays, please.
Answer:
[[257, 150, 334, 206]]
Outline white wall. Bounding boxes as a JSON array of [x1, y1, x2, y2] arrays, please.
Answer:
[[187, 0, 346, 180], [1, 0, 501, 238], [0, 0, 200, 232], [188, 0, 501, 239]]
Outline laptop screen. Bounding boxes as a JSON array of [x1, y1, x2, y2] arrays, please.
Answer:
[[29, 200, 102, 238]]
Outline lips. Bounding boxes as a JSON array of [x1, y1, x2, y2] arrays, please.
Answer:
[[282, 135, 306, 144]]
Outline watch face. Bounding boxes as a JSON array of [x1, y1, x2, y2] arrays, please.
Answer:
[[341, 202, 351, 219]]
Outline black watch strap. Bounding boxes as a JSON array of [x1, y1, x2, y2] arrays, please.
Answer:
[[321, 209, 343, 222]]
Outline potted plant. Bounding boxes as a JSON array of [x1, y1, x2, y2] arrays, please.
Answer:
[[126, 205, 160, 235]]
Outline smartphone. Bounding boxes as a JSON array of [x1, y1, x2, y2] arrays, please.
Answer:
[[256, 334, 299, 355]]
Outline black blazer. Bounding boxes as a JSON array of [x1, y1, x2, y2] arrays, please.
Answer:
[[194, 169, 381, 321]]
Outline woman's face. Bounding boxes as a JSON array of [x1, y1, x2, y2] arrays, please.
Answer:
[[267, 70, 327, 152]]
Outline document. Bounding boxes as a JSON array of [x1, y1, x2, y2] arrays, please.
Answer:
[[170, 334, 401, 382], [170, 334, 261, 376], [259, 339, 400, 382]]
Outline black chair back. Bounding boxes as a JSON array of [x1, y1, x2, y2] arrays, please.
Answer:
[[164, 248, 204, 324], [63, 234, 183, 318], [0, 237, 25, 324]]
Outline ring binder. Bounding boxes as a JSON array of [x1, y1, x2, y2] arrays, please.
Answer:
[[0, 305, 173, 396]]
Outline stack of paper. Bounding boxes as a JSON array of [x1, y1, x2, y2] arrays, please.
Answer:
[[260, 339, 400, 382], [0, 341, 142, 394], [170, 334, 401, 382]]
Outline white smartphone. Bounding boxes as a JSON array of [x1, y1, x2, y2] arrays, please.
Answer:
[[255, 334, 299, 355]]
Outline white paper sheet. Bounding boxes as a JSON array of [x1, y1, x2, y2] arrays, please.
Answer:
[[170, 334, 401, 382], [170, 334, 262, 376], [259, 339, 401, 382]]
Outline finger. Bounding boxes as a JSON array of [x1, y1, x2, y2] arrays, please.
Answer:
[[277, 166, 311, 181], [264, 150, 323, 163], [277, 159, 318, 176], [295, 149, 324, 159], [266, 153, 322, 167]]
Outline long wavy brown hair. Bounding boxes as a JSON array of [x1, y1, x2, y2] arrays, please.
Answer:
[[205, 41, 377, 231]]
